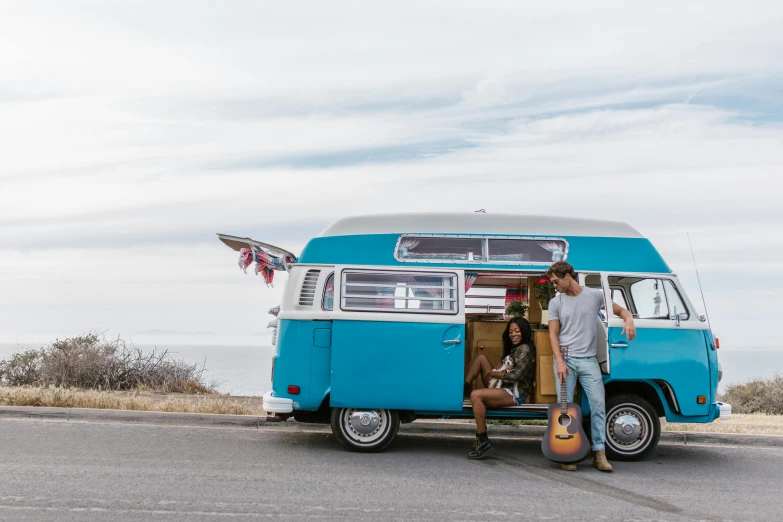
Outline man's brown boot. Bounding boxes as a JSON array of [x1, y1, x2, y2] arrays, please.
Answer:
[[591, 450, 613, 472], [560, 463, 577, 471]]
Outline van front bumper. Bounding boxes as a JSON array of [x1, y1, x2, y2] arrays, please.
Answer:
[[717, 401, 732, 420], [263, 390, 294, 414]]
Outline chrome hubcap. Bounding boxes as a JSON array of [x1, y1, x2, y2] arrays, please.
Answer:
[[612, 414, 642, 444], [607, 403, 651, 454], [343, 409, 386, 443]]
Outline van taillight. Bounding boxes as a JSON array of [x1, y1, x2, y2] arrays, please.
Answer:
[[715, 338, 720, 349], [288, 385, 300, 395]]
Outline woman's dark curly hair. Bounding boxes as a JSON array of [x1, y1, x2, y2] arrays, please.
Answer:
[[502, 316, 533, 358]]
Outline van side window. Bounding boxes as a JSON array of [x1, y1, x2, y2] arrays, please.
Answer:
[[341, 270, 457, 313], [662, 279, 689, 320], [322, 273, 334, 311]]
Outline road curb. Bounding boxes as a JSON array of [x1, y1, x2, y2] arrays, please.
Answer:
[[2, 406, 782, 448]]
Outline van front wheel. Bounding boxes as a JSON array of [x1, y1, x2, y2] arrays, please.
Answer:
[[330, 408, 399, 453], [604, 394, 660, 461]]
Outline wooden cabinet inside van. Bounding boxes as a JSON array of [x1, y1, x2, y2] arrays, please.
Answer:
[[465, 321, 506, 391], [532, 329, 557, 404]]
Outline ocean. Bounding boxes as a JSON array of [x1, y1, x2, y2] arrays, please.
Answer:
[[0, 343, 780, 396]]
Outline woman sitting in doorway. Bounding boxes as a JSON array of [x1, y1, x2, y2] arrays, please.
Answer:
[[463, 317, 536, 459]]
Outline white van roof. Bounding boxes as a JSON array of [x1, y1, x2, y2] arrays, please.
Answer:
[[318, 212, 643, 239]]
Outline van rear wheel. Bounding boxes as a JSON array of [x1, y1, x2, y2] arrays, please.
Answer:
[[605, 394, 660, 461], [330, 408, 399, 453]]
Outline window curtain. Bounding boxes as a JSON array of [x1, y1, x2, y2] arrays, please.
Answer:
[[538, 242, 565, 262], [504, 284, 521, 306], [398, 238, 421, 258], [504, 285, 528, 306], [465, 272, 478, 292]]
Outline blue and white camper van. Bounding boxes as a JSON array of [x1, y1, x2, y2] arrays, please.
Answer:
[[219, 212, 730, 460]]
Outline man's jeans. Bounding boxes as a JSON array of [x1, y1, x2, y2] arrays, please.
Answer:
[[552, 355, 606, 452]]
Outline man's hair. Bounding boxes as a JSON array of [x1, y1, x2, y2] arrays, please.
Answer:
[[546, 260, 576, 279]]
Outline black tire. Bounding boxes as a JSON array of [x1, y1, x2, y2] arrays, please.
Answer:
[[604, 393, 660, 461], [330, 408, 400, 453]]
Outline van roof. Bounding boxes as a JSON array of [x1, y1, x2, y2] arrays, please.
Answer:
[[318, 212, 643, 239]]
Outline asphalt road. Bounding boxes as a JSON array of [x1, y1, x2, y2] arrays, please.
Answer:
[[0, 418, 778, 521]]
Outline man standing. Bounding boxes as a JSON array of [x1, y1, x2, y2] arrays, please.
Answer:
[[546, 261, 636, 472]]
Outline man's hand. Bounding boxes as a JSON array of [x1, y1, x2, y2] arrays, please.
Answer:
[[621, 318, 637, 341], [613, 302, 637, 341], [556, 360, 569, 382]]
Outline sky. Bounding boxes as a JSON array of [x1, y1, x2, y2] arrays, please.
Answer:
[[1, 1, 782, 349]]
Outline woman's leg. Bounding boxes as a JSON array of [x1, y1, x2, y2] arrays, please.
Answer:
[[470, 388, 516, 434], [464, 354, 496, 387]]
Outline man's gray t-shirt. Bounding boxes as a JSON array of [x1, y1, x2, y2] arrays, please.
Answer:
[[548, 287, 606, 358]]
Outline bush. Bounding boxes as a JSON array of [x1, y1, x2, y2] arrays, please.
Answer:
[[0, 349, 44, 386], [0, 333, 217, 394], [719, 375, 783, 415]]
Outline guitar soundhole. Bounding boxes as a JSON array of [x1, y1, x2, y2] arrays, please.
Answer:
[[557, 414, 572, 427]]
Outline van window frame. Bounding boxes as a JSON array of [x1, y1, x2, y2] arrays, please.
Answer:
[[339, 268, 460, 315], [662, 279, 690, 320], [394, 234, 569, 266]]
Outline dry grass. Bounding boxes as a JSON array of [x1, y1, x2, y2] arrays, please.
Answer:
[[0, 386, 263, 416], [662, 414, 783, 436]]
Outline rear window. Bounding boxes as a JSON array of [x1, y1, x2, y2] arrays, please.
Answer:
[[341, 270, 458, 314]]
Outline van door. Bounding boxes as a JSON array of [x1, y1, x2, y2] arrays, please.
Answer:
[[580, 273, 610, 374], [329, 266, 465, 412], [605, 273, 711, 417]]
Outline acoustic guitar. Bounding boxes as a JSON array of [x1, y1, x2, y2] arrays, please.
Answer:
[[541, 347, 590, 464]]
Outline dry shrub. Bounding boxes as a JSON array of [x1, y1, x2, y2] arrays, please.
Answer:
[[719, 375, 783, 415], [0, 349, 43, 386], [0, 332, 217, 394]]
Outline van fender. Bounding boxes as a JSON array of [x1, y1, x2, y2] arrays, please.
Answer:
[[600, 379, 719, 423], [600, 379, 668, 418]]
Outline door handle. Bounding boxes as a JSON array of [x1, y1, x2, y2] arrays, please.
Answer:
[[611, 342, 629, 348], [443, 339, 461, 344]]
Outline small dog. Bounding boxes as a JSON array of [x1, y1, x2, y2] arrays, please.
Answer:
[[487, 355, 519, 397]]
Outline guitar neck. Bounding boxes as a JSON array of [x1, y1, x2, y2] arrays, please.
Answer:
[[560, 347, 568, 414]]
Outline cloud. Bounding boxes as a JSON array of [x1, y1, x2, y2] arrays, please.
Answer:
[[1, 1, 782, 349]]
